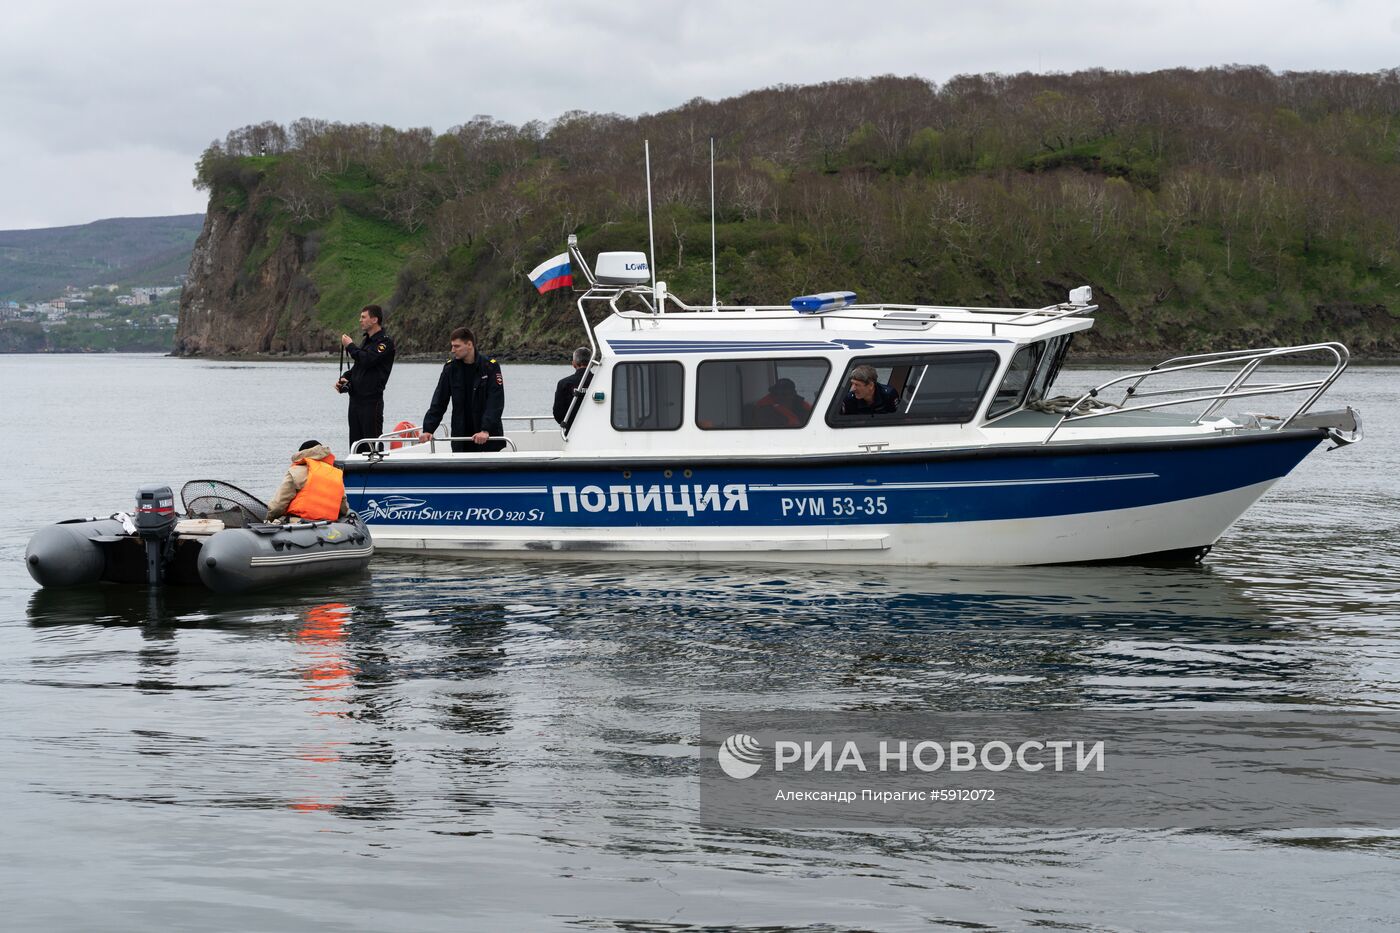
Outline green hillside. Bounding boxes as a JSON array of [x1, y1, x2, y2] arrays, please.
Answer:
[[0, 215, 204, 301], [186, 69, 1400, 358]]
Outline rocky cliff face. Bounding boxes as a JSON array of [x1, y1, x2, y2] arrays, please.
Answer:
[[175, 209, 328, 356], [172, 199, 576, 361]]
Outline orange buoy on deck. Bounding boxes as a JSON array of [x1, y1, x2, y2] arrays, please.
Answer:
[[389, 421, 420, 450]]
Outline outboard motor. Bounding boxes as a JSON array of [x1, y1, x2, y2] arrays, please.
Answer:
[[134, 485, 177, 584]]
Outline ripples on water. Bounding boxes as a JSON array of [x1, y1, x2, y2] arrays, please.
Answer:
[[1, 358, 1398, 930]]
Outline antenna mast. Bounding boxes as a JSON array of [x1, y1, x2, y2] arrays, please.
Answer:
[[644, 139, 657, 297], [710, 137, 718, 312]]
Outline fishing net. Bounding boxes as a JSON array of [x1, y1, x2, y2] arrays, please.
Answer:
[[180, 480, 270, 523]]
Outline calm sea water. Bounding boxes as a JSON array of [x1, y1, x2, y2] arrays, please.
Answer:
[[0, 354, 1397, 931]]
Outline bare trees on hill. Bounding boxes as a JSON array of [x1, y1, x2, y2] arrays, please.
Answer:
[[192, 67, 1400, 352]]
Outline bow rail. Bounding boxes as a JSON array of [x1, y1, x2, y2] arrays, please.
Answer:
[[1042, 342, 1351, 444]]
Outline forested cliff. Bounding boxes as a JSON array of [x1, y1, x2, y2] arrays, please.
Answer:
[[177, 68, 1400, 359]]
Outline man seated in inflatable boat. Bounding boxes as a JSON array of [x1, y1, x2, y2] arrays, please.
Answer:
[[266, 440, 351, 523]]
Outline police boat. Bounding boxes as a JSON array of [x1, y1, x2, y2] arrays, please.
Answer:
[[26, 481, 374, 594], [341, 236, 1362, 568]]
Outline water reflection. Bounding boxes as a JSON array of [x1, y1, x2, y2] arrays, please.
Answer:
[[13, 553, 1385, 860], [296, 601, 353, 714], [23, 558, 1339, 713], [288, 602, 353, 813], [25, 583, 301, 632], [394, 558, 1328, 711]]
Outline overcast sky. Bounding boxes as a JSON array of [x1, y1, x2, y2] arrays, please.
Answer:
[[1, 0, 1396, 230]]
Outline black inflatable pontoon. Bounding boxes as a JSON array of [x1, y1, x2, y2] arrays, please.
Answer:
[[26, 481, 373, 594]]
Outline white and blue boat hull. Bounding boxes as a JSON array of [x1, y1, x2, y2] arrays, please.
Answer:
[[345, 430, 1324, 566]]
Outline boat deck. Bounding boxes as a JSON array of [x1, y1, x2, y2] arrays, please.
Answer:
[[990, 409, 1207, 429]]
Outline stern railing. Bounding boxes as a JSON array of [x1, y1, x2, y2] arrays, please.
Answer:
[[352, 424, 521, 457]]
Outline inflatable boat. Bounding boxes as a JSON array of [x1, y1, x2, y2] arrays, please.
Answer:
[[26, 480, 373, 594]]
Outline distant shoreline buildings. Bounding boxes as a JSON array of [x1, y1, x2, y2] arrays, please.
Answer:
[[0, 283, 181, 327]]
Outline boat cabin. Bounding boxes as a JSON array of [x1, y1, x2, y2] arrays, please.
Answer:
[[374, 247, 1106, 459], [355, 244, 1351, 463], [545, 288, 1094, 458]]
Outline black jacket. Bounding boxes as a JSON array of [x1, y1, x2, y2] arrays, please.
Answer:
[[345, 329, 396, 398], [422, 355, 505, 451], [553, 368, 585, 425], [840, 381, 900, 415]]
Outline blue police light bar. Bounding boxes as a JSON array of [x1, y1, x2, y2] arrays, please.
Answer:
[[790, 291, 857, 314]]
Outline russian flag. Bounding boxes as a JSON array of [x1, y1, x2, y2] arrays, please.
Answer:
[[529, 252, 572, 294]]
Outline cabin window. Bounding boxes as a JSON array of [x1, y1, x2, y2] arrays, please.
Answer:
[[612, 362, 684, 431], [1027, 333, 1073, 404], [695, 358, 830, 430], [986, 343, 1044, 419], [826, 352, 1000, 427]]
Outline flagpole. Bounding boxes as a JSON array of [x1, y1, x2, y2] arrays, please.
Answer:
[[644, 139, 657, 301], [710, 137, 717, 312]]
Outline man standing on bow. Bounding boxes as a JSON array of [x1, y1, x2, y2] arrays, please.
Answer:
[[419, 327, 505, 452], [338, 304, 396, 450]]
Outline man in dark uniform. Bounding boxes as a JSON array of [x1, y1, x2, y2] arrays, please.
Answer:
[[840, 364, 899, 415], [338, 304, 396, 450], [553, 345, 591, 427], [418, 326, 505, 452]]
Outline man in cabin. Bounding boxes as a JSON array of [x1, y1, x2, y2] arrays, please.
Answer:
[[266, 440, 351, 523], [753, 377, 813, 428], [553, 345, 592, 427], [338, 304, 396, 451], [419, 327, 506, 452], [840, 365, 900, 415]]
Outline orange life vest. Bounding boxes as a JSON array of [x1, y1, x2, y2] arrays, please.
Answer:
[[287, 456, 344, 521], [755, 395, 811, 427]]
